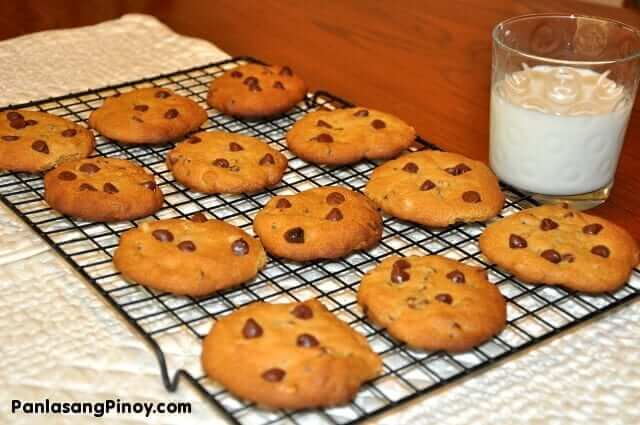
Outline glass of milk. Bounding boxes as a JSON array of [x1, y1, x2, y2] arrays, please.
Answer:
[[490, 14, 640, 209]]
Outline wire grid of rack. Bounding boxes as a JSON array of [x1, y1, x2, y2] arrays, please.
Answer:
[[0, 56, 638, 425]]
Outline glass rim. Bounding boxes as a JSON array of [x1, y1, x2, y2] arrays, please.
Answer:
[[492, 13, 640, 66]]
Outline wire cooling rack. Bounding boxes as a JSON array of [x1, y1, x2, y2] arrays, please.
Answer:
[[0, 56, 639, 425]]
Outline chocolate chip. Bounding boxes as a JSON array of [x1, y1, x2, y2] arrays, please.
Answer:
[[279, 66, 293, 76], [562, 253, 575, 263], [164, 108, 179, 119], [1, 135, 19, 141], [541, 249, 561, 263], [325, 208, 343, 221], [249, 84, 262, 92], [10, 120, 26, 129], [509, 234, 528, 249], [326, 192, 346, 205], [142, 181, 157, 191], [402, 162, 419, 173], [177, 241, 196, 252], [79, 163, 100, 174], [25, 119, 37, 126], [297, 333, 319, 348], [276, 198, 292, 208], [231, 70, 243, 78], [435, 293, 453, 304], [214, 158, 229, 168], [313, 133, 333, 143], [61, 129, 77, 137], [191, 212, 207, 223], [58, 171, 77, 181], [462, 191, 481, 203], [291, 304, 313, 319], [231, 239, 249, 256], [354, 109, 369, 117], [284, 227, 304, 243], [391, 259, 411, 283], [243, 318, 263, 338], [132, 117, 144, 123], [446, 270, 465, 284], [591, 245, 610, 258], [262, 368, 285, 382], [6, 111, 23, 121], [152, 229, 174, 242], [155, 90, 171, 99], [243, 76, 258, 86], [583, 223, 603, 235], [188, 136, 201, 144], [103, 183, 119, 194], [229, 142, 244, 152], [31, 140, 49, 154], [316, 120, 332, 128], [540, 218, 559, 231], [79, 183, 97, 192], [445, 163, 471, 176], [134, 104, 149, 112], [273, 81, 285, 89], [371, 119, 386, 129], [259, 153, 275, 165], [420, 179, 435, 191]]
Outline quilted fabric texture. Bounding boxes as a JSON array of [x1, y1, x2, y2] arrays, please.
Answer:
[[0, 13, 639, 425]]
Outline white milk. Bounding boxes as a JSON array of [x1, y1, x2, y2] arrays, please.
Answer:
[[490, 65, 633, 196]]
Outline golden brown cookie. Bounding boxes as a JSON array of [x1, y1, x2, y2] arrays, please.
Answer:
[[88, 88, 207, 144], [357, 255, 507, 352], [479, 204, 640, 293], [201, 299, 381, 409], [0, 109, 94, 173], [166, 131, 287, 194], [114, 214, 266, 296], [286, 107, 415, 165], [253, 187, 383, 261], [365, 150, 504, 227], [44, 157, 163, 222], [207, 63, 306, 119]]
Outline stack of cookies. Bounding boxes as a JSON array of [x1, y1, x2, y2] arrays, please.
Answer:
[[4, 60, 638, 411]]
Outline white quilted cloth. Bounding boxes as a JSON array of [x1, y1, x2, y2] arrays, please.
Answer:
[[0, 14, 638, 425]]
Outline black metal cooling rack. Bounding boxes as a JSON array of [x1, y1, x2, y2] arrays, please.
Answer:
[[0, 56, 638, 425]]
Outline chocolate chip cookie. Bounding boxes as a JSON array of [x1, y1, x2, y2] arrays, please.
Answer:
[[201, 299, 381, 409], [88, 88, 207, 144], [286, 107, 415, 165], [114, 215, 266, 296], [479, 204, 640, 293], [207, 63, 307, 119], [167, 131, 287, 194], [0, 110, 94, 173], [44, 157, 163, 222], [253, 187, 383, 261], [358, 255, 506, 352], [365, 150, 504, 227]]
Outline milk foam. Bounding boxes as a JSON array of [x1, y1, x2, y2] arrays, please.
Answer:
[[490, 65, 633, 196]]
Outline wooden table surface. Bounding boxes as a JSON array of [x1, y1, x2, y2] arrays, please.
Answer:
[[3, 0, 640, 238]]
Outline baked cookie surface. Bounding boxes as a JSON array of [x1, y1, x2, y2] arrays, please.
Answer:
[[365, 150, 504, 227], [207, 63, 306, 119], [479, 204, 640, 293], [114, 215, 266, 296], [0, 110, 94, 173], [44, 157, 163, 222], [166, 131, 287, 194], [253, 187, 383, 261], [357, 255, 506, 352], [201, 299, 381, 409], [286, 107, 415, 165], [88, 87, 207, 144]]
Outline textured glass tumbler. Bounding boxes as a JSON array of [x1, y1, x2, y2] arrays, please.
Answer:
[[490, 14, 640, 209]]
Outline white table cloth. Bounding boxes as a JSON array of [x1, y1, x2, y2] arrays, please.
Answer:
[[0, 14, 638, 425]]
